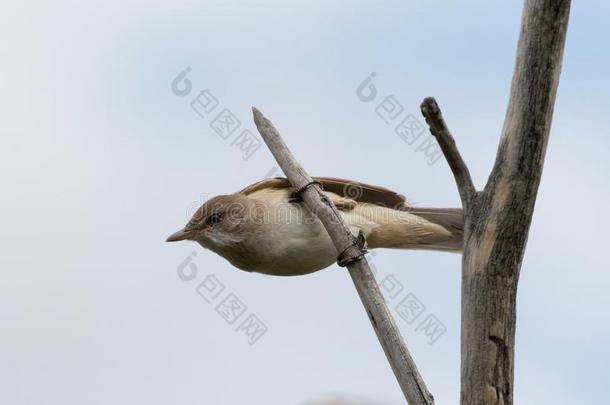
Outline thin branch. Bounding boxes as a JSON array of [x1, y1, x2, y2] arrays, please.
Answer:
[[420, 97, 476, 208], [252, 107, 434, 405]]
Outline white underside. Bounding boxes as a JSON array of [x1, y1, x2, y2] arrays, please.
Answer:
[[241, 188, 430, 276]]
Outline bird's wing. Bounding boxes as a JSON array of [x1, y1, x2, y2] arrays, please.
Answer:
[[240, 176, 407, 209], [239, 177, 292, 195], [313, 177, 407, 209]]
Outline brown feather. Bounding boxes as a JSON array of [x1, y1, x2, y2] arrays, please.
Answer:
[[240, 176, 407, 209], [239, 177, 463, 250], [239, 177, 291, 196], [406, 207, 464, 233]]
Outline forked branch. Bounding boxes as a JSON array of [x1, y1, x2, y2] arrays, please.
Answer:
[[418, 2, 571, 404]]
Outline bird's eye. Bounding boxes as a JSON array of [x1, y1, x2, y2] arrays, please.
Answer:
[[206, 213, 221, 225]]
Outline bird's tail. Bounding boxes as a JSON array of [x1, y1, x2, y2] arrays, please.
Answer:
[[367, 207, 464, 252], [410, 207, 463, 251]]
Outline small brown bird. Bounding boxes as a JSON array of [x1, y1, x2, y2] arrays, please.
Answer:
[[167, 177, 463, 276]]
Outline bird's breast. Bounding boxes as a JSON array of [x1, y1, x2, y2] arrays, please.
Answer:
[[241, 200, 337, 276], [233, 189, 379, 276]]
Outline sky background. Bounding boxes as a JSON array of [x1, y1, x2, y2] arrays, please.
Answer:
[[1, 1, 609, 404]]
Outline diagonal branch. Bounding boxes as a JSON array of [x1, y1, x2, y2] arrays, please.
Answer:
[[252, 107, 434, 405], [420, 97, 476, 208]]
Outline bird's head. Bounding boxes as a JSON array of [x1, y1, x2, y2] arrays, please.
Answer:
[[166, 194, 253, 252]]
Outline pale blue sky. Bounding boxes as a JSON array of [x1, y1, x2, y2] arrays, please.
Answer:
[[1, 1, 609, 404]]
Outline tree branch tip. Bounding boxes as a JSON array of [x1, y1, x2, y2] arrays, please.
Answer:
[[421, 96, 437, 106], [420, 97, 440, 116], [251, 106, 264, 124]]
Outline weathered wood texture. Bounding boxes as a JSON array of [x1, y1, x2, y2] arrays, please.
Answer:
[[253, 108, 434, 405], [421, 97, 476, 208], [422, 1, 571, 404]]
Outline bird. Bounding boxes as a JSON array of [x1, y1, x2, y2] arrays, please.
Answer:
[[166, 177, 463, 276]]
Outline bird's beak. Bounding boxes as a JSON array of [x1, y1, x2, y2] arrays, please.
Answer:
[[166, 228, 195, 242]]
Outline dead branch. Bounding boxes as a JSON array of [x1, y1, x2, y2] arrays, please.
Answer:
[[420, 1, 571, 404], [420, 97, 476, 208], [253, 107, 434, 405]]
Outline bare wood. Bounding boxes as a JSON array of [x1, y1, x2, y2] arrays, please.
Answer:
[[420, 97, 476, 208], [252, 107, 434, 405], [458, 1, 571, 404], [418, 2, 571, 403]]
